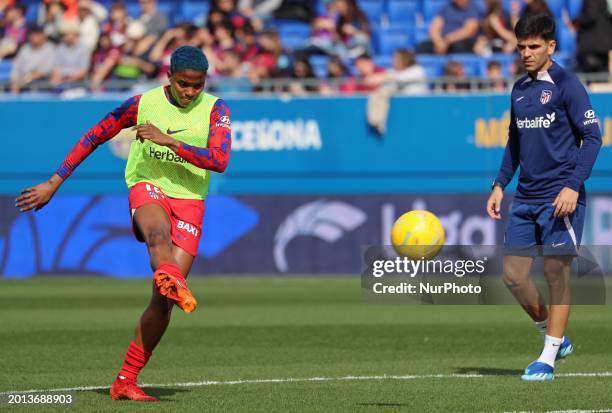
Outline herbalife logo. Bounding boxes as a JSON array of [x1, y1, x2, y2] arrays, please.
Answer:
[[516, 112, 556, 129], [148, 147, 186, 163]]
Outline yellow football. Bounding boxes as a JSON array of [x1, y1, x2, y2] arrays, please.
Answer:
[[391, 210, 446, 259]]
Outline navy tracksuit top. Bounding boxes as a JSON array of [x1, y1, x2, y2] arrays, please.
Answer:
[[495, 61, 602, 204]]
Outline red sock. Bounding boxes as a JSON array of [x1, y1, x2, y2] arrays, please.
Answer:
[[118, 341, 152, 382], [156, 263, 185, 280]]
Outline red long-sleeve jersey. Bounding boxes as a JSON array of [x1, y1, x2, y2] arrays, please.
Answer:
[[56, 88, 231, 180]]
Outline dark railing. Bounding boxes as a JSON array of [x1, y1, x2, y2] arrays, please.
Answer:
[[0, 73, 610, 96]]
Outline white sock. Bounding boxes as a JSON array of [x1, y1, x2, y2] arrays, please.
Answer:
[[534, 319, 548, 339], [537, 335, 563, 367]]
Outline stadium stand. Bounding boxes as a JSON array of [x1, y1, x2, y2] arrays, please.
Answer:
[[0, 0, 605, 95]]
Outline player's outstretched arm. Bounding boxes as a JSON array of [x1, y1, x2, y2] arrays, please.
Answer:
[[15, 173, 63, 212], [57, 96, 140, 180], [15, 96, 140, 213]]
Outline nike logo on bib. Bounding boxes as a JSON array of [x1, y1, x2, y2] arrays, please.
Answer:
[[167, 128, 187, 135]]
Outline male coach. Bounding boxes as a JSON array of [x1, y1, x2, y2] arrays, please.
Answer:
[[486, 13, 602, 381]]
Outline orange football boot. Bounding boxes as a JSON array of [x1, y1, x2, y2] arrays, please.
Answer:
[[153, 269, 197, 313], [110, 376, 157, 401]]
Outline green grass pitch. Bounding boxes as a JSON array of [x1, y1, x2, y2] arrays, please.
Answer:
[[1, 276, 611, 412]]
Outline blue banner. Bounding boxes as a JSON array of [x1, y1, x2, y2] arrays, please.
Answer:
[[3, 194, 612, 277], [1, 94, 610, 195]]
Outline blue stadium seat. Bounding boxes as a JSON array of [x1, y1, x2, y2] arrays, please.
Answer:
[[316, 0, 327, 16], [370, 21, 381, 42], [482, 53, 518, 77], [414, 24, 429, 44], [0, 60, 12, 82], [374, 55, 393, 69], [553, 51, 573, 69], [415, 54, 446, 78], [376, 27, 414, 56], [387, 0, 419, 25], [125, 2, 140, 18], [275, 21, 311, 37], [557, 27, 576, 56], [547, 0, 564, 18], [423, 0, 446, 22], [567, 0, 583, 19], [281, 33, 307, 50], [157, 1, 177, 25], [359, 0, 385, 25], [386, 23, 418, 47], [23, 2, 39, 24], [276, 21, 311, 50], [473, 0, 486, 14], [310, 55, 329, 78], [501, 0, 513, 13], [124, 0, 177, 21], [180, 1, 210, 24], [448, 53, 482, 77]]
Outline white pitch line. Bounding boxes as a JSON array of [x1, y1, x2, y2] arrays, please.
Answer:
[[2, 372, 612, 396], [558, 372, 612, 378], [500, 410, 612, 413]]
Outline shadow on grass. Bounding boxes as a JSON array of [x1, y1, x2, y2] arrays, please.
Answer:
[[357, 402, 410, 408], [91, 386, 189, 401], [454, 367, 523, 376]]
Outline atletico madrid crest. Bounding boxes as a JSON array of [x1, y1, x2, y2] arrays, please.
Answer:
[[540, 90, 552, 104]]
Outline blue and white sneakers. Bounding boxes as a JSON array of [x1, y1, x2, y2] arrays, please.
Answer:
[[521, 336, 573, 381], [556, 336, 573, 360], [521, 361, 555, 381]]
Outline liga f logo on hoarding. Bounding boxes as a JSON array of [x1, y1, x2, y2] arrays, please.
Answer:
[[273, 200, 366, 272]]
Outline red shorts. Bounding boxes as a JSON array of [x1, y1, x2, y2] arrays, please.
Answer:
[[128, 182, 205, 256]]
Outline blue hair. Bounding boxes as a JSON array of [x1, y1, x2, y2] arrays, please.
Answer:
[[170, 46, 209, 74]]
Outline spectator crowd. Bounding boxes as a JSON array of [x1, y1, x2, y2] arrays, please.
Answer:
[[0, 0, 610, 95]]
